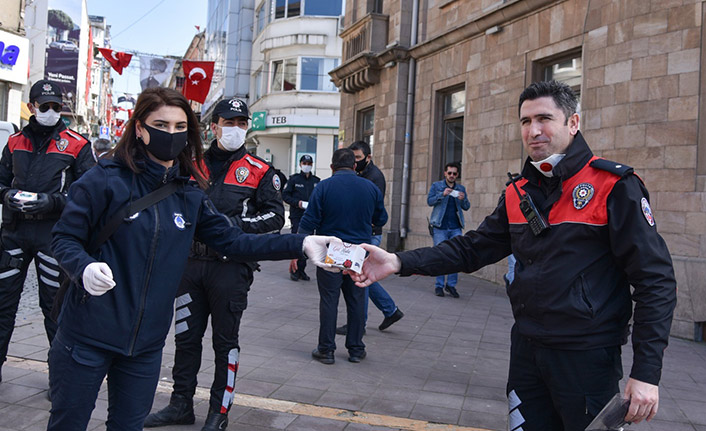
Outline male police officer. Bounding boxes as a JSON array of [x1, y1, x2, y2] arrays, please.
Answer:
[[350, 81, 676, 430], [0, 80, 94, 382], [145, 98, 285, 430], [282, 154, 320, 281]]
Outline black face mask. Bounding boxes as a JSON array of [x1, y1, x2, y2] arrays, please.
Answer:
[[355, 158, 368, 173], [142, 124, 188, 162]]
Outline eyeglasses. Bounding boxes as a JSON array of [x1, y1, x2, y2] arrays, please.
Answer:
[[446, 172, 458, 176], [38, 103, 62, 113]]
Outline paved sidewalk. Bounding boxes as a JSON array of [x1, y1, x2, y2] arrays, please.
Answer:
[[2, 260, 706, 430]]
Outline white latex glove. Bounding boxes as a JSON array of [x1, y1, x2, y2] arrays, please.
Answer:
[[303, 235, 343, 272], [82, 262, 116, 296]]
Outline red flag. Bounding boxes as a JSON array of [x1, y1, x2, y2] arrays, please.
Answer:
[[182, 60, 214, 103], [97, 48, 133, 75]]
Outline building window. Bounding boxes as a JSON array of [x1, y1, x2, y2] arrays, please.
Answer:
[[301, 57, 339, 92], [254, 68, 263, 100], [274, 0, 301, 19], [256, 2, 267, 35], [296, 134, 317, 164], [368, 0, 382, 13], [270, 58, 297, 92], [440, 88, 465, 176], [305, 0, 342, 16], [537, 50, 582, 100], [358, 107, 374, 148]]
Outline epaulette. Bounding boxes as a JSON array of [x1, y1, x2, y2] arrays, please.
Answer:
[[589, 158, 633, 177], [244, 154, 266, 170]]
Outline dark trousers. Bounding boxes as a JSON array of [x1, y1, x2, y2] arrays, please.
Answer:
[[506, 325, 622, 431], [171, 258, 252, 414], [47, 330, 162, 430], [0, 221, 62, 365], [290, 217, 307, 275], [316, 267, 365, 356]]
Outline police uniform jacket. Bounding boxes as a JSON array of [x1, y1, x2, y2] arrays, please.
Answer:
[[197, 141, 284, 235], [51, 155, 305, 356], [281, 171, 320, 220], [358, 161, 386, 235], [396, 132, 676, 385], [0, 117, 94, 224]]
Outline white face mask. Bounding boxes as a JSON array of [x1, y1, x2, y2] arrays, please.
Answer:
[[36, 109, 61, 127], [218, 126, 246, 151], [301, 164, 312, 174], [530, 153, 566, 177]]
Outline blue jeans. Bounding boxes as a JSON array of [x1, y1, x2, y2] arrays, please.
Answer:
[[432, 227, 463, 289], [48, 330, 162, 430], [365, 235, 397, 320]]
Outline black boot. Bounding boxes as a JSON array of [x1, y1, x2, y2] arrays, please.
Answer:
[[143, 393, 195, 427], [202, 410, 228, 430]]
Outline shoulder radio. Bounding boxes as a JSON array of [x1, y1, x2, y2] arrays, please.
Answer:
[[507, 172, 550, 236]]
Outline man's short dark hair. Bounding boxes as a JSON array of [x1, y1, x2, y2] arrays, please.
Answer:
[[518, 80, 578, 124], [93, 138, 111, 152], [332, 148, 356, 170], [445, 161, 460, 172], [349, 140, 371, 158]]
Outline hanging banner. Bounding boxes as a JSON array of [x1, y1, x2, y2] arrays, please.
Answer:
[[139, 55, 176, 91], [45, 1, 82, 105]]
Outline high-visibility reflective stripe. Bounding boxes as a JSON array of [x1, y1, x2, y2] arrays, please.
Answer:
[[175, 307, 191, 321], [5, 248, 22, 256], [508, 389, 521, 411], [175, 321, 189, 335], [508, 389, 525, 431], [37, 252, 58, 266], [39, 275, 60, 288], [39, 263, 60, 277], [221, 348, 239, 414], [0, 269, 20, 279], [175, 293, 192, 308]]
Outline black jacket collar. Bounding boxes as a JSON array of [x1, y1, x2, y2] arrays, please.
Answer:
[[521, 131, 593, 185]]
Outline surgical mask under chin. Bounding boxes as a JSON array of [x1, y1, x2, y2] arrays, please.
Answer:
[[35, 109, 61, 127], [300, 164, 312, 174], [530, 153, 566, 177], [143, 124, 189, 162], [219, 126, 246, 151]]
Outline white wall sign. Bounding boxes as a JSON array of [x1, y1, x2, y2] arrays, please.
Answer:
[[0, 30, 29, 85], [266, 114, 338, 129]]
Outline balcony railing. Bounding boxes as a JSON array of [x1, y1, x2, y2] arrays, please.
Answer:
[[341, 13, 389, 63]]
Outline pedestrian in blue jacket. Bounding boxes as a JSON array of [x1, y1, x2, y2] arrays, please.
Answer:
[[47, 87, 338, 431]]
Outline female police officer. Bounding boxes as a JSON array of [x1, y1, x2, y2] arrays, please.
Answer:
[[47, 87, 337, 430]]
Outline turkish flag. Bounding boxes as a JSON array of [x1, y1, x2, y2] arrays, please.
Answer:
[[182, 60, 215, 103], [98, 48, 133, 75]]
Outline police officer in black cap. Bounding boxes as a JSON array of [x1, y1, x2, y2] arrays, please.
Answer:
[[0, 80, 94, 382], [145, 97, 285, 431], [282, 154, 320, 281]]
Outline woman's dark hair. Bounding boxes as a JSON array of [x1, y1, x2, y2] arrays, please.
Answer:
[[108, 87, 208, 189]]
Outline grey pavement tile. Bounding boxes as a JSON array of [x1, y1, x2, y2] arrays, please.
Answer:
[[317, 390, 369, 411], [0, 404, 50, 429], [285, 415, 348, 430], [8, 369, 49, 390], [246, 366, 298, 385], [462, 396, 507, 415], [372, 386, 421, 404], [14, 389, 51, 409], [416, 391, 465, 410], [234, 378, 280, 398], [677, 400, 706, 425], [422, 379, 467, 396], [465, 384, 507, 402], [0, 365, 33, 382], [343, 422, 402, 430], [408, 402, 461, 424], [458, 409, 507, 431], [361, 396, 414, 417], [0, 381, 44, 403], [6, 342, 46, 358], [271, 384, 325, 404], [237, 408, 298, 429]]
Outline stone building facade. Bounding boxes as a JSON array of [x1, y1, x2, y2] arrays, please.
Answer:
[[330, 0, 705, 340]]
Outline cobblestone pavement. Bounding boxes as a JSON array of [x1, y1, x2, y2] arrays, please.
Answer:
[[3, 260, 706, 430]]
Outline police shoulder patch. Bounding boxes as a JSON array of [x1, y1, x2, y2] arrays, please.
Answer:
[[173, 213, 187, 230], [56, 138, 69, 152], [589, 158, 634, 177], [273, 174, 281, 191], [235, 166, 250, 183], [641, 197, 655, 227]]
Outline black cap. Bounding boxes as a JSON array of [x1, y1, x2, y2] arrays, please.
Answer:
[[300, 154, 313, 164], [214, 98, 250, 119], [30, 80, 63, 105]]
